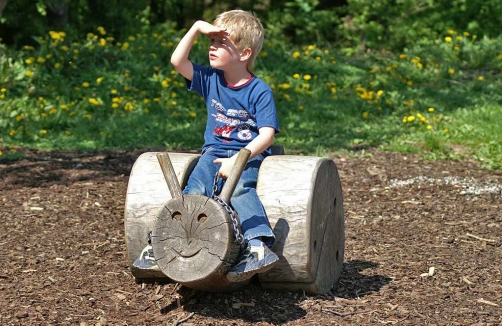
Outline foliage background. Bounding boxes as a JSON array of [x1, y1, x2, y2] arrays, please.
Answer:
[[1, 0, 501, 168]]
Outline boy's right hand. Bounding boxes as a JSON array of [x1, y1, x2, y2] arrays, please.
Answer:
[[194, 20, 229, 38]]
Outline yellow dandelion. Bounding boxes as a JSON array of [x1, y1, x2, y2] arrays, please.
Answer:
[[188, 111, 197, 117], [498, 54, 502, 60], [293, 73, 300, 79], [315, 57, 321, 61], [299, 106, 304, 110], [448, 68, 455, 74], [407, 116, 416, 122], [88, 98, 100, 105], [24, 45, 34, 50], [25, 57, 35, 64], [96, 77, 104, 84], [427, 125, 433, 130], [331, 87, 337, 94], [85, 114, 92, 120], [303, 74, 312, 81], [428, 107, 435, 112], [447, 29, 455, 34], [82, 82, 90, 88], [60, 104, 68, 110], [143, 99, 150, 104], [111, 103, 119, 109], [478, 76, 484, 81], [444, 36, 452, 43], [376, 90, 384, 98], [41, 129, 47, 135], [292, 51, 300, 59], [362, 112, 369, 119], [26, 70, 33, 77], [99, 38, 106, 46], [399, 54, 407, 59], [111, 89, 117, 94], [463, 32, 470, 37], [1, 88, 6, 93], [9, 130, 16, 136], [443, 128, 449, 133], [65, 131, 71, 136], [49, 108, 57, 115], [54, 63, 61, 68]]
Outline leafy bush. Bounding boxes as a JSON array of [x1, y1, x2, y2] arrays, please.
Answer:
[[0, 24, 501, 167]]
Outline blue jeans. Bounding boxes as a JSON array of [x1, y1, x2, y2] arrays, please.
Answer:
[[182, 147, 275, 247]]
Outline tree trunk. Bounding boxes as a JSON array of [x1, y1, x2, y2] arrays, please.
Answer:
[[0, 0, 8, 18], [47, 0, 69, 27]]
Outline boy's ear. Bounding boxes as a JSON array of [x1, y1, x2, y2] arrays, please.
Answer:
[[240, 48, 252, 61]]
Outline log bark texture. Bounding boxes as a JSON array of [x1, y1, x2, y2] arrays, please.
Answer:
[[124, 152, 199, 279], [257, 156, 344, 294]]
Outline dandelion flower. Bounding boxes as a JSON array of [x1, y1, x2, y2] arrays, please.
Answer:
[[1, 88, 6, 93], [427, 125, 433, 130], [96, 77, 104, 84], [448, 68, 455, 74], [41, 129, 47, 135], [293, 73, 300, 79], [407, 116, 416, 122], [189, 111, 196, 117], [82, 82, 90, 88], [428, 107, 435, 112], [478, 76, 484, 81], [88, 98, 100, 105], [444, 36, 452, 42], [26, 70, 33, 77], [303, 74, 312, 81], [54, 63, 61, 68], [362, 112, 369, 119], [299, 106, 304, 110], [292, 51, 300, 59]]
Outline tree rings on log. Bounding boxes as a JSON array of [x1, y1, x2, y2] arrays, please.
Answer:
[[151, 194, 246, 291]]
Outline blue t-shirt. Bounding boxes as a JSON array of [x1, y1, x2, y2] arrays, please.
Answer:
[[186, 62, 279, 154]]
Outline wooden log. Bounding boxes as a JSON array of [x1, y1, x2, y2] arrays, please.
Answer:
[[124, 152, 200, 279], [150, 149, 252, 291], [124, 149, 345, 294], [257, 156, 344, 294], [152, 195, 245, 291]]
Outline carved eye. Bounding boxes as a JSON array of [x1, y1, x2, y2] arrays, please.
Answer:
[[172, 211, 182, 221], [197, 213, 208, 223]]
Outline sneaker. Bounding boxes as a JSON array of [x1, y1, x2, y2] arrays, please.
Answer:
[[226, 242, 279, 282], [132, 232, 160, 271]]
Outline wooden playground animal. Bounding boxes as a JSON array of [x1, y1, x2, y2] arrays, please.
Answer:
[[124, 147, 345, 294]]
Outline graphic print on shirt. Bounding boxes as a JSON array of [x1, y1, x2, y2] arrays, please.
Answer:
[[210, 98, 256, 141]]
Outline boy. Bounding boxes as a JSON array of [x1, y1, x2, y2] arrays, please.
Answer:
[[171, 10, 279, 282]]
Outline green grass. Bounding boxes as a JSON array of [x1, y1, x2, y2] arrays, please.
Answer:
[[1, 27, 501, 168]]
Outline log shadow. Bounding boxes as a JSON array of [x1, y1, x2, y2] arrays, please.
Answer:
[[331, 260, 392, 299], [161, 283, 307, 325]]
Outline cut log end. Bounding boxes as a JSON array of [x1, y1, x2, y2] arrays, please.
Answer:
[[152, 195, 243, 290]]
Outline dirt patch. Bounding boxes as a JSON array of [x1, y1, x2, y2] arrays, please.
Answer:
[[0, 148, 501, 325]]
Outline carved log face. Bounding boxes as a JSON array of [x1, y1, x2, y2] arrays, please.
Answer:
[[151, 194, 240, 284]]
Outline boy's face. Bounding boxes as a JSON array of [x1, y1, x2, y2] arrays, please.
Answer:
[[208, 32, 244, 70]]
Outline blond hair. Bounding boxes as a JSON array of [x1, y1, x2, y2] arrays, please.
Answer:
[[213, 10, 264, 71]]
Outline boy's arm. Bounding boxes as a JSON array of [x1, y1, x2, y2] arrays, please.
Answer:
[[213, 127, 275, 179], [170, 20, 228, 80]]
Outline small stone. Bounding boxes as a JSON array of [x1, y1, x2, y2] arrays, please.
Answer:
[[15, 311, 29, 318]]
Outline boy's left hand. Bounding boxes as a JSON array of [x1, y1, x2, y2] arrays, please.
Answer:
[[213, 156, 237, 179]]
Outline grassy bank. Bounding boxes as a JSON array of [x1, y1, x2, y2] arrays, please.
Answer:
[[1, 27, 501, 168]]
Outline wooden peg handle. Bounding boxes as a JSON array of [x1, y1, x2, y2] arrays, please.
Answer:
[[219, 149, 251, 203], [156, 152, 183, 199]]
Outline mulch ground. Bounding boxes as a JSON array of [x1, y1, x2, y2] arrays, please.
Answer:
[[0, 147, 501, 326]]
